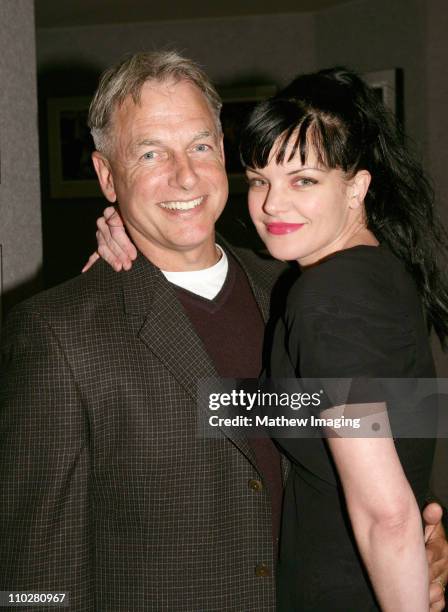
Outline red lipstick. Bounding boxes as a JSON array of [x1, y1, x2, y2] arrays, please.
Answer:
[[266, 223, 304, 235]]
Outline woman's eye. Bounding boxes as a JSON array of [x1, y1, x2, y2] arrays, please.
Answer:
[[246, 177, 267, 188], [296, 177, 317, 187]]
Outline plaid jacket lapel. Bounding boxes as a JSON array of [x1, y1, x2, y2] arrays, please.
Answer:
[[122, 254, 217, 399], [121, 253, 259, 470]]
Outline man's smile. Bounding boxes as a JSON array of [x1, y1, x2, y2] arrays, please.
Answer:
[[159, 196, 204, 211]]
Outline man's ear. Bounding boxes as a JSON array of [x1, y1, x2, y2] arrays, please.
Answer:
[[219, 133, 225, 164], [349, 170, 371, 209], [92, 151, 117, 203]]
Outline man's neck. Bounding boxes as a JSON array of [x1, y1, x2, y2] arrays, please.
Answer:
[[136, 237, 220, 272]]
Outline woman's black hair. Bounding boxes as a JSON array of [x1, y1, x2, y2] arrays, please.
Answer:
[[240, 67, 448, 347]]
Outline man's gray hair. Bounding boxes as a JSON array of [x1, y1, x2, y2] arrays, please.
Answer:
[[88, 50, 223, 155]]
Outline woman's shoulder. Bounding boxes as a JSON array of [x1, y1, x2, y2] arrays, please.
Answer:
[[283, 245, 430, 378], [288, 244, 417, 313]]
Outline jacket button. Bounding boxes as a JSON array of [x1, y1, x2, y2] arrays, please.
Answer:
[[248, 478, 263, 492], [255, 563, 271, 577]]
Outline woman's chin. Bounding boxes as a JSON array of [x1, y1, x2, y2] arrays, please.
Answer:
[[264, 243, 303, 263]]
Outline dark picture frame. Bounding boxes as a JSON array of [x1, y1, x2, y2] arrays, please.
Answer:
[[48, 88, 277, 198], [47, 96, 100, 198], [364, 69, 401, 118], [219, 85, 276, 193]]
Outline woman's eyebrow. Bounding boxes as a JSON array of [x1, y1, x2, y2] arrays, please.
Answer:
[[286, 166, 326, 175]]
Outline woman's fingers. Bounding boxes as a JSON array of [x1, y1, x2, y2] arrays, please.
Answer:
[[81, 251, 100, 273], [82, 207, 137, 273], [95, 209, 137, 271]]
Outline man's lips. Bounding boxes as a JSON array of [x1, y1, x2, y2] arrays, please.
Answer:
[[266, 222, 305, 235], [159, 196, 204, 212]]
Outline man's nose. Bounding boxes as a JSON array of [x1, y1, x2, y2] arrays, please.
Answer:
[[169, 154, 199, 191]]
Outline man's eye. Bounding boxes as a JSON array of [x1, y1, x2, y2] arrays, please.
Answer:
[[194, 144, 211, 152], [142, 151, 157, 160]]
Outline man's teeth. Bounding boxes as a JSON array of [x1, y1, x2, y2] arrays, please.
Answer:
[[160, 197, 203, 211]]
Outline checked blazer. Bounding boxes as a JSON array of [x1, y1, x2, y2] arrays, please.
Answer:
[[0, 244, 286, 612]]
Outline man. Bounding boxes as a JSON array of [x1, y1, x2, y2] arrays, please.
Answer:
[[1, 51, 446, 611]]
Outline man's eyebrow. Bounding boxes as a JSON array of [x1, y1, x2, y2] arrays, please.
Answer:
[[190, 130, 217, 143], [134, 131, 216, 149], [135, 138, 164, 148]]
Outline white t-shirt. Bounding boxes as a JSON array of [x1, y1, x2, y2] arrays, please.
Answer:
[[161, 245, 228, 300]]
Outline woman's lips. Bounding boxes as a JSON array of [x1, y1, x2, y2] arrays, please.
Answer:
[[266, 223, 305, 235]]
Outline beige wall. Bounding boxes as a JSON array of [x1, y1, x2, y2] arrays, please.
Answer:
[[316, 0, 427, 157], [426, 0, 448, 227], [36, 12, 316, 87], [0, 0, 42, 316], [426, 0, 448, 505]]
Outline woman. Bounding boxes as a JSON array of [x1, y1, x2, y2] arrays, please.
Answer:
[[239, 67, 448, 611], [87, 68, 448, 610]]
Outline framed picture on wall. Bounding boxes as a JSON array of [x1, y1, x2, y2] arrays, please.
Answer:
[[364, 69, 402, 119], [47, 97, 101, 198], [219, 85, 276, 193]]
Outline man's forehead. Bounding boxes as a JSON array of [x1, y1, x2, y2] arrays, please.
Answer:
[[102, 77, 221, 159], [117, 78, 209, 114], [109, 80, 219, 144]]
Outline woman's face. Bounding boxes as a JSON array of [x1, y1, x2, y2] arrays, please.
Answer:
[[246, 138, 370, 266]]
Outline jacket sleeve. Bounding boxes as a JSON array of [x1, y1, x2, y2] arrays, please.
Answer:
[[0, 306, 93, 611]]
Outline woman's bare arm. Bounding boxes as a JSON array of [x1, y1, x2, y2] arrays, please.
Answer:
[[326, 407, 428, 611]]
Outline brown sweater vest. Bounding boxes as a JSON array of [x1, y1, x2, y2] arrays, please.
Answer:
[[174, 252, 282, 551]]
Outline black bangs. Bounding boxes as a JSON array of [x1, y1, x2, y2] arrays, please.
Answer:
[[240, 97, 351, 171], [239, 98, 308, 169]]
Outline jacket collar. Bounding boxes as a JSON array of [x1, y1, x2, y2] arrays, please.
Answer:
[[122, 253, 218, 386], [121, 251, 269, 472], [217, 235, 272, 323]]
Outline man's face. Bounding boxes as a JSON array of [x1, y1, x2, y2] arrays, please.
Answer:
[[92, 79, 228, 270]]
